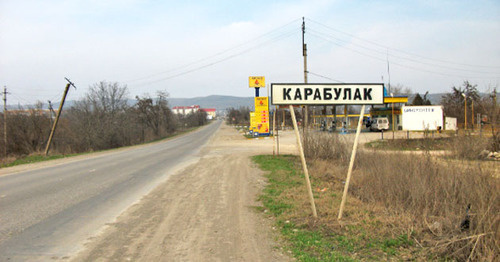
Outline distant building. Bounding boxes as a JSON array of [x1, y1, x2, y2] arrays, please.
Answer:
[[172, 105, 200, 115], [8, 109, 56, 117], [201, 108, 216, 120], [172, 105, 216, 120]]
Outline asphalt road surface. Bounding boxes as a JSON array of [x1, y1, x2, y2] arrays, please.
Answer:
[[0, 121, 221, 261]]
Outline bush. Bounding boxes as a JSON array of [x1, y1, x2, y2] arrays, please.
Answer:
[[0, 82, 207, 159], [0, 103, 51, 156], [449, 134, 491, 160], [353, 151, 499, 260], [226, 107, 250, 125], [302, 131, 350, 161]]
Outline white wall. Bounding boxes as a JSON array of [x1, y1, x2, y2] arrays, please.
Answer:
[[402, 105, 444, 131]]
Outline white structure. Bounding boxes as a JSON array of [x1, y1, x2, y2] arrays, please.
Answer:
[[172, 105, 200, 115], [445, 117, 457, 130], [402, 105, 444, 131], [201, 108, 216, 120]]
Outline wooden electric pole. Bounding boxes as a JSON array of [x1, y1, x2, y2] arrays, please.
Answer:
[[47, 100, 56, 118], [47, 100, 55, 126], [302, 17, 309, 131], [3, 86, 7, 157], [44, 78, 76, 156]]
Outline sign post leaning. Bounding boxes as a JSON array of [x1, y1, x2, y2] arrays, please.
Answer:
[[271, 83, 384, 219]]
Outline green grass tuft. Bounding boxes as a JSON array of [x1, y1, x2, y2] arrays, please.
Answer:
[[1, 154, 74, 168]]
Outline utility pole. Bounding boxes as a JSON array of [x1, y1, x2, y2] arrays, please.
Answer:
[[387, 50, 391, 94], [462, 93, 467, 130], [47, 100, 56, 117], [3, 86, 7, 157], [302, 17, 309, 131], [47, 100, 56, 126], [471, 99, 474, 130], [45, 78, 76, 156]]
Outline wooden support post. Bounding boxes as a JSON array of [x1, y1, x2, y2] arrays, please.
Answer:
[[273, 107, 276, 156], [289, 105, 317, 218], [276, 107, 280, 156], [282, 109, 285, 129], [338, 105, 366, 220], [344, 105, 347, 130], [277, 121, 280, 156]]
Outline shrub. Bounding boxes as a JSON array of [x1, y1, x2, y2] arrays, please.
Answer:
[[301, 131, 499, 260], [449, 134, 491, 160], [302, 131, 350, 161], [352, 151, 499, 260]]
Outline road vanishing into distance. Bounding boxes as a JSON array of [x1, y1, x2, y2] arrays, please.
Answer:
[[0, 121, 221, 261]]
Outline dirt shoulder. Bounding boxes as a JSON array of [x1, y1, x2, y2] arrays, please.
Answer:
[[72, 123, 294, 261]]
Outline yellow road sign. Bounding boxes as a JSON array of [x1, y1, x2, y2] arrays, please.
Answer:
[[249, 76, 265, 88]]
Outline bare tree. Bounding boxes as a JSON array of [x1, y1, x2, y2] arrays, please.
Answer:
[[135, 91, 176, 138], [68, 81, 130, 151], [478, 87, 499, 151], [390, 84, 412, 96], [441, 80, 480, 126]]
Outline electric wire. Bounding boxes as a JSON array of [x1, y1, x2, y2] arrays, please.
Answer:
[[307, 31, 499, 80], [130, 28, 298, 87], [306, 18, 500, 69], [8, 91, 62, 106], [307, 28, 499, 76], [125, 18, 302, 83], [308, 72, 344, 83], [9, 93, 34, 106]]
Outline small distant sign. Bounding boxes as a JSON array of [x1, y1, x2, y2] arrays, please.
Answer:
[[271, 83, 384, 105], [249, 76, 265, 88]]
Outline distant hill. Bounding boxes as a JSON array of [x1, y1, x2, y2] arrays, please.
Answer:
[[407, 93, 446, 105], [5, 93, 496, 112], [4, 95, 254, 112]]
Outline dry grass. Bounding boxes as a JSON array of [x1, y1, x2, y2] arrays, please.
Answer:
[[449, 134, 492, 160], [354, 151, 499, 260], [303, 131, 350, 161], [301, 131, 499, 260]]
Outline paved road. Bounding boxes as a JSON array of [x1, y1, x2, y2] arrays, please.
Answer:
[[0, 121, 221, 261]]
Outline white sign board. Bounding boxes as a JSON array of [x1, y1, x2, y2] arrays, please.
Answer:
[[402, 105, 444, 131], [271, 83, 384, 105]]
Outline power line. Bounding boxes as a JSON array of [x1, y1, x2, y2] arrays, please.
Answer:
[[306, 18, 500, 69], [308, 72, 344, 83], [130, 28, 298, 87], [9, 93, 33, 105], [307, 28, 499, 76], [307, 31, 499, 80], [125, 18, 302, 84]]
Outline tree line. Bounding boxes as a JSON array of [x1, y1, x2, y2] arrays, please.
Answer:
[[0, 81, 208, 158]]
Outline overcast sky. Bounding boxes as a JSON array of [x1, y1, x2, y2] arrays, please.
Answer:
[[1, 0, 499, 105]]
